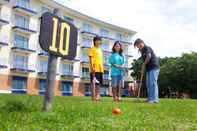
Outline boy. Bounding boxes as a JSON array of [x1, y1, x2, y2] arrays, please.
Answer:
[[88, 36, 104, 101], [134, 38, 160, 103]]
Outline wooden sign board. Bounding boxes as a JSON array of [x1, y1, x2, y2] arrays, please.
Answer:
[[39, 12, 78, 60]]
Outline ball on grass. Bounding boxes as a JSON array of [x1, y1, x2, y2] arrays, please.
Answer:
[[112, 108, 122, 115]]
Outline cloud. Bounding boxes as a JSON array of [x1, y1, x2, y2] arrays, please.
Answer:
[[56, 0, 197, 58]]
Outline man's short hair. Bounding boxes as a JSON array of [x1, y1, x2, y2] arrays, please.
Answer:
[[93, 36, 102, 45], [134, 38, 144, 47]]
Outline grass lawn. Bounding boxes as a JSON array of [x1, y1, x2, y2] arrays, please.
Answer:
[[0, 94, 197, 131]]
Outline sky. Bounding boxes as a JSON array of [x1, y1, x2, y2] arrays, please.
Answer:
[[55, 0, 197, 58]]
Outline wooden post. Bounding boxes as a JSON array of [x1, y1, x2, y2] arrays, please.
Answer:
[[43, 9, 60, 112]]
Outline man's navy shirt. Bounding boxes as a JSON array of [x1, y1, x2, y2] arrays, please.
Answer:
[[140, 45, 160, 71]]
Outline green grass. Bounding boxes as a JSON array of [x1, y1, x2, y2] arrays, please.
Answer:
[[0, 94, 197, 131]]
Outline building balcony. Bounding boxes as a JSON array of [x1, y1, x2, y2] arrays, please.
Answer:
[[81, 44, 92, 48], [13, 5, 37, 16], [102, 80, 110, 87], [0, 18, 9, 26], [60, 73, 80, 79], [118, 40, 131, 45], [39, 90, 46, 95], [103, 50, 111, 53], [0, 42, 8, 47], [125, 53, 133, 57], [12, 88, 27, 94], [0, 0, 9, 5], [104, 63, 110, 67], [81, 30, 98, 36], [38, 71, 47, 76], [103, 76, 109, 81], [38, 52, 49, 57], [12, 26, 37, 35], [74, 58, 81, 61], [0, 64, 7, 69], [81, 76, 90, 80], [11, 46, 36, 54], [61, 57, 80, 62], [100, 35, 115, 41], [100, 89, 109, 96], [10, 67, 35, 73], [85, 92, 91, 96], [81, 59, 89, 64], [62, 91, 73, 96], [0, 58, 7, 69]]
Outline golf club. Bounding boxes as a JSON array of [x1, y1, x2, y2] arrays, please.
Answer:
[[137, 69, 144, 101]]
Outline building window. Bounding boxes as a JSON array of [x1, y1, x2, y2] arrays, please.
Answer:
[[0, 57, 6, 66], [81, 50, 89, 63], [82, 38, 92, 47], [41, 6, 52, 14], [12, 76, 27, 89], [16, 0, 30, 8], [13, 55, 28, 69], [14, 33, 29, 48], [116, 33, 123, 41], [101, 40, 110, 51], [63, 16, 74, 24], [100, 86, 108, 96], [103, 52, 110, 66], [62, 82, 72, 93], [40, 49, 47, 54], [82, 67, 89, 78], [83, 23, 93, 33], [15, 14, 29, 29], [103, 70, 109, 80], [39, 79, 46, 91], [85, 84, 91, 95], [39, 60, 48, 73], [61, 63, 73, 75], [100, 29, 109, 37], [125, 56, 129, 65]]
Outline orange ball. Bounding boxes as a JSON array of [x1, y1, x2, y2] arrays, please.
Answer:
[[112, 108, 122, 115]]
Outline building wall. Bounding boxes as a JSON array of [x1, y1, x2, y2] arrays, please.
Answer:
[[0, 0, 136, 96]]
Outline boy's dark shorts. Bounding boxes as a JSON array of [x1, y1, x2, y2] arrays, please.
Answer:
[[90, 72, 103, 86]]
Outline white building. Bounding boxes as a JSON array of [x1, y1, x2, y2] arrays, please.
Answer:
[[0, 0, 136, 96]]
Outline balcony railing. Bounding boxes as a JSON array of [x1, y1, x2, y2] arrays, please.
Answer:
[[12, 25, 37, 35], [0, 18, 9, 26], [11, 65, 35, 73], [0, 0, 9, 5], [13, 5, 37, 16], [0, 42, 8, 46], [11, 46, 36, 53]]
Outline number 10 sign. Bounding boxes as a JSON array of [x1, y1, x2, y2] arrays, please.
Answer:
[[39, 12, 78, 60]]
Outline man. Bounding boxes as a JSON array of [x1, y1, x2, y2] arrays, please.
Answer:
[[88, 36, 104, 101], [134, 38, 160, 103]]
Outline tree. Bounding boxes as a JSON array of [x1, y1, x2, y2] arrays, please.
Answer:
[[130, 52, 197, 98]]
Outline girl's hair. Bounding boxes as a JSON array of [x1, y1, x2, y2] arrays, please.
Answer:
[[112, 41, 123, 56]]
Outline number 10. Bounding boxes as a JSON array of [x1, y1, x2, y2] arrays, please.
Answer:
[[49, 17, 70, 56]]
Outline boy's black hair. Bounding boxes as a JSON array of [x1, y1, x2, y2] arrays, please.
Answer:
[[93, 36, 102, 46], [134, 38, 144, 47]]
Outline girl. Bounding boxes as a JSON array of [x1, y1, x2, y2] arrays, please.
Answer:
[[109, 41, 125, 102]]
